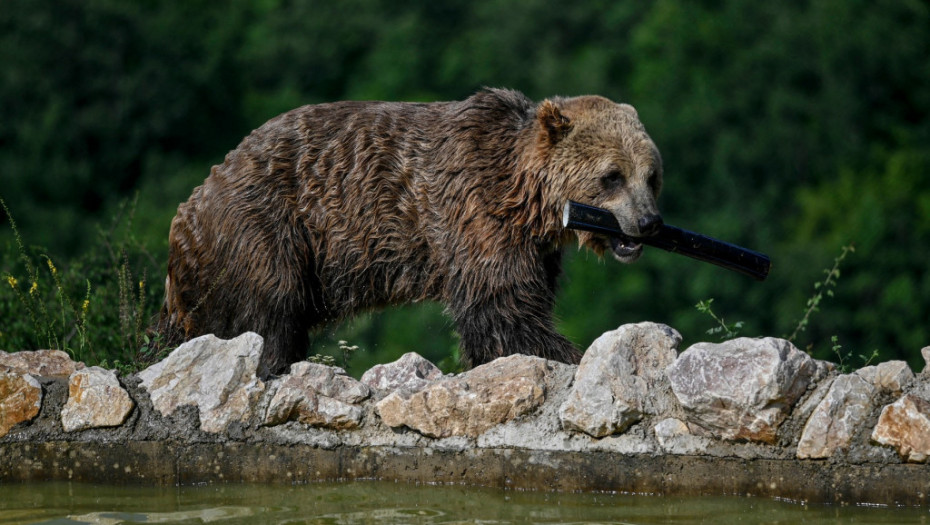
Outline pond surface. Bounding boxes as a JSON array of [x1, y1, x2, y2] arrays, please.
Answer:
[[0, 481, 926, 524]]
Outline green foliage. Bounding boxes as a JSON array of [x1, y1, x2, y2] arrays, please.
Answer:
[[787, 245, 855, 344], [306, 340, 360, 371], [831, 335, 880, 374], [695, 298, 744, 341], [0, 0, 251, 255], [337, 340, 360, 370], [1, 0, 929, 372], [0, 196, 165, 368], [1, 198, 91, 356], [307, 354, 336, 367], [308, 304, 458, 378], [784, 149, 930, 367]]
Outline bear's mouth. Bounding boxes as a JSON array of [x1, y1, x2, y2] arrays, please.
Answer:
[[609, 234, 643, 262]]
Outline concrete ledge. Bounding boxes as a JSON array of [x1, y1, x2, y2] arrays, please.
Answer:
[[2, 441, 929, 506], [4, 328, 930, 507]]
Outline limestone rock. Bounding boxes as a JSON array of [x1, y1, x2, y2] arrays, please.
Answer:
[[138, 332, 266, 434], [289, 362, 369, 403], [0, 370, 43, 437], [921, 347, 930, 375], [376, 354, 548, 438], [360, 352, 442, 398], [667, 337, 817, 443], [60, 367, 134, 432], [856, 361, 913, 394], [655, 417, 690, 439], [559, 322, 681, 437], [262, 362, 369, 429], [0, 349, 84, 377], [796, 374, 876, 459], [871, 394, 930, 463], [654, 417, 695, 453]]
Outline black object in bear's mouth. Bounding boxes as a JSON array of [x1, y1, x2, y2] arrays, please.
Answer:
[[563, 200, 772, 281]]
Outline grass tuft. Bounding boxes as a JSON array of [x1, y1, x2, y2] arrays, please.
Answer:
[[1, 195, 168, 371]]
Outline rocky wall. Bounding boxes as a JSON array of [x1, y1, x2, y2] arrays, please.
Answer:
[[2, 323, 930, 505]]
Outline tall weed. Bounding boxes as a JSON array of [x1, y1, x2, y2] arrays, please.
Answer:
[[787, 244, 855, 343], [695, 243, 878, 370], [0, 195, 165, 368]]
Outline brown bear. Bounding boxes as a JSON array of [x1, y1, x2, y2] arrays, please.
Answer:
[[159, 88, 663, 375]]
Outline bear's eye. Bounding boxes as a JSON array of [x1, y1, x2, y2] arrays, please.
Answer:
[[647, 171, 660, 192], [600, 170, 625, 189]]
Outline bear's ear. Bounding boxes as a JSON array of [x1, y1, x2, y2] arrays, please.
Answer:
[[536, 99, 572, 147]]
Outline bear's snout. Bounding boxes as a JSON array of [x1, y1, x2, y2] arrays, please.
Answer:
[[637, 214, 663, 237]]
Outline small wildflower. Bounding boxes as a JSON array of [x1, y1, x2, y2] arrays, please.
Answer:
[[6, 275, 17, 289], [46, 259, 57, 275], [29, 281, 38, 296], [82, 299, 90, 314]]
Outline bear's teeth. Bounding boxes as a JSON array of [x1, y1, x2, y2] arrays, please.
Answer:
[[609, 235, 640, 254]]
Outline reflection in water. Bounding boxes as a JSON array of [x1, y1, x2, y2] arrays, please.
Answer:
[[0, 481, 926, 524]]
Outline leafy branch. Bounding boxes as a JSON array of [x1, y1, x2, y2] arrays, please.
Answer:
[[695, 298, 744, 341], [787, 244, 855, 343]]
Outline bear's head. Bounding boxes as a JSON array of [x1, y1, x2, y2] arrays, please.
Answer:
[[535, 95, 663, 263]]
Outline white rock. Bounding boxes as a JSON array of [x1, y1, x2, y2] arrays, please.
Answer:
[[797, 374, 875, 459], [654, 417, 714, 455], [288, 362, 370, 403], [0, 370, 43, 438], [138, 333, 266, 434], [654, 417, 691, 444], [559, 322, 681, 437], [360, 352, 442, 398], [262, 361, 369, 429], [376, 354, 548, 438], [60, 366, 134, 432], [877, 361, 914, 391], [0, 349, 84, 377], [667, 337, 817, 444], [856, 361, 913, 393], [872, 394, 930, 463], [314, 395, 364, 429]]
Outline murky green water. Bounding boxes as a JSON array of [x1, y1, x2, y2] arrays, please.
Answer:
[[0, 481, 926, 524]]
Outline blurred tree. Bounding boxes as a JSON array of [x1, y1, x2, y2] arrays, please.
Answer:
[[785, 148, 930, 368], [0, 0, 250, 253], [1, 0, 928, 372], [597, 0, 930, 362]]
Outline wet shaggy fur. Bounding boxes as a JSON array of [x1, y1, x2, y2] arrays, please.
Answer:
[[160, 88, 663, 375]]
